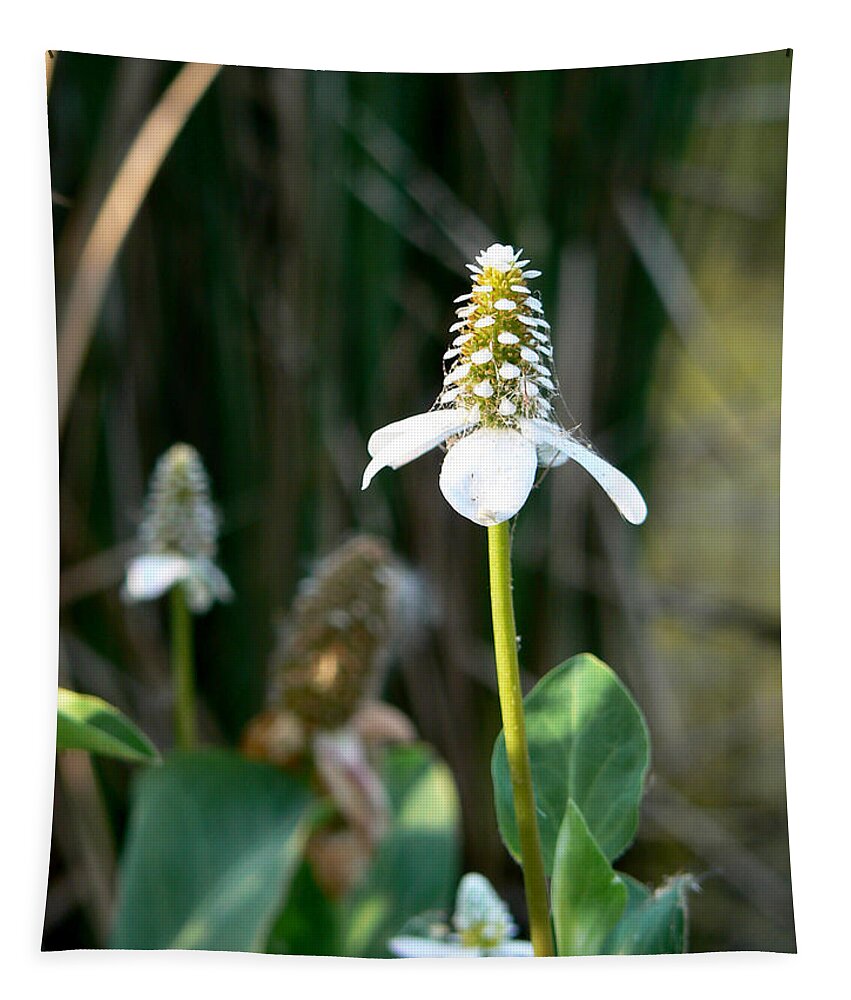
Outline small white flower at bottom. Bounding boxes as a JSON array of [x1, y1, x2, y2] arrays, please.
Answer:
[[388, 873, 534, 958]]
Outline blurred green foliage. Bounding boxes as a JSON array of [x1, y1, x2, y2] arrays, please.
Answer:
[[48, 49, 792, 953]]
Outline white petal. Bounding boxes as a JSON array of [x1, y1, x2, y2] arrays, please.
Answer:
[[475, 285, 493, 293], [518, 419, 648, 524], [499, 363, 521, 379], [498, 398, 516, 416], [449, 321, 465, 333], [517, 315, 537, 326], [471, 348, 493, 364], [388, 936, 476, 958], [520, 347, 539, 363], [522, 269, 542, 278], [453, 333, 473, 346], [182, 558, 233, 614], [525, 297, 543, 312], [444, 363, 472, 385], [439, 428, 537, 525], [454, 292, 472, 302], [537, 376, 556, 391], [199, 557, 234, 603], [515, 259, 530, 268], [498, 332, 520, 345], [444, 348, 461, 360], [363, 408, 478, 490], [510, 285, 528, 293], [454, 873, 515, 938], [473, 380, 494, 398], [476, 244, 517, 271], [488, 940, 535, 958], [493, 298, 516, 311], [441, 388, 461, 403], [123, 553, 190, 602], [474, 316, 495, 329]]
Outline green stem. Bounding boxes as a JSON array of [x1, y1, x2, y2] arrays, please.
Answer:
[[170, 584, 196, 750], [487, 521, 555, 957]]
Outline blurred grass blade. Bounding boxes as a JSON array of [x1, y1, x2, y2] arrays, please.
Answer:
[[57, 62, 220, 433]]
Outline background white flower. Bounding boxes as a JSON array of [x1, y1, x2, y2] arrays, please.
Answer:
[[123, 443, 233, 613], [362, 245, 647, 527]]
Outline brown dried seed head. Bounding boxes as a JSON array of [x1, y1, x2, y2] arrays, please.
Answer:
[[269, 535, 414, 730]]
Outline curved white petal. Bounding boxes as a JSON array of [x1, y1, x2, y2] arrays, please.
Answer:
[[123, 553, 189, 602], [198, 557, 234, 603], [362, 408, 478, 490], [488, 939, 535, 957], [439, 428, 537, 526], [518, 419, 648, 525], [388, 936, 477, 958], [181, 558, 234, 614]]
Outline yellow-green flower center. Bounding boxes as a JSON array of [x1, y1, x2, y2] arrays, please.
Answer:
[[437, 250, 556, 427]]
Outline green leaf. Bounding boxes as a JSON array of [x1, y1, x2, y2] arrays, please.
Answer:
[[604, 875, 694, 955], [552, 800, 628, 956], [266, 860, 340, 956], [619, 872, 652, 911], [337, 743, 461, 957], [111, 749, 317, 950], [491, 653, 650, 872], [56, 688, 159, 763]]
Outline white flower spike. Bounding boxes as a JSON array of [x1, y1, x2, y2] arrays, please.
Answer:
[[123, 443, 233, 613], [388, 872, 533, 958], [362, 244, 647, 526]]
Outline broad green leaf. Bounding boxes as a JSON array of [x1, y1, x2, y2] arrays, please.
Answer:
[[491, 654, 650, 872], [266, 860, 340, 956], [337, 743, 461, 957], [56, 688, 159, 763], [111, 750, 317, 950], [619, 872, 652, 912], [604, 875, 693, 955], [552, 800, 628, 956]]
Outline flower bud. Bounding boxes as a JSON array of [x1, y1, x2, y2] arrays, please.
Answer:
[[268, 535, 424, 730], [139, 443, 220, 559]]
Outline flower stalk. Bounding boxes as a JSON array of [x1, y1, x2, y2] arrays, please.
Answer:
[[170, 583, 196, 750], [487, 521, 554, 957]]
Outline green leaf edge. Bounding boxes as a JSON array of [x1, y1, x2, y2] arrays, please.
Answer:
[[603, 874, 695, 955], [491, 653, 651, 872], [551, 799, 628, 956], [57, 688, 160, 763]]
